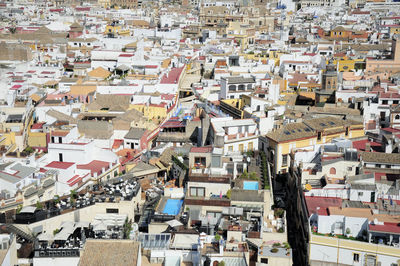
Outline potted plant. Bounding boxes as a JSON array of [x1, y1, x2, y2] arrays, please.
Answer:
[[270, 248, 279, 253], [345, 228, 351, 237]]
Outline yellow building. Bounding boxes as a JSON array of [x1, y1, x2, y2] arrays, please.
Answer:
[[27, 131, 47, 150], [389, 26, 400, 35], [104, 22, 130, 37], [220, 98, 245, 119], [330, 58, 365, 72], [98, 0, 111, 8], [131, 104, 167, 122], [261, 117, 364, 174]]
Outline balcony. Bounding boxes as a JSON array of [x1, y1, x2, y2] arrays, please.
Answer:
[[189, 169, 231, 183]]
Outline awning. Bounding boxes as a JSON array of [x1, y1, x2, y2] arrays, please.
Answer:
[[44, 80, 58, 86], [116, 64, 130, 72], [165, 219, 183, 228]]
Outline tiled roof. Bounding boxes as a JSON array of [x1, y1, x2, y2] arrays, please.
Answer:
[[369, 222, 400, 234], [160, 66, 185, 84], [79, 239, 139, 266], [190, 146, 213, 153], [360, 151, 400, 164], [45, 161, 74, 169], [305, 196, 342, 216]]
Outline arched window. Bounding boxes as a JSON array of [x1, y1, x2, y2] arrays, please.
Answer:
[[228, 85, 236, 91], [330, 167, 336, 175], [395, 114, 400, 120], [238, 84, 245, 91]]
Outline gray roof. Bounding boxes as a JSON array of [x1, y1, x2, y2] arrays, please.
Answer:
[[231, 189, 264, 202], [350, 184, 376, 190], [223, 76, 255, 84], [11, 163, 36, 178], [0, 172, 20, 184], [124, 127, 146, 140]]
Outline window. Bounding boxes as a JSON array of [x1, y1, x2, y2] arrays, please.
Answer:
[[114, 171, 118, 177], [190, 187, 205, 197], [194, 157, 206, 167], [382, 100, 388, 105], [228, 146, 233, 151], [248, 142, 253, 151], [345, 127, 349, 136], [58, 137, 62, 143], [239, 144, 244, 152], [380, 112, 386, 121], [375, 164, 381, 168], [353, 253, 360, 262], [282, 154, 288, 167], [106, 208, 119, 213], [317, 132, 322, 141], [347, 167, 352, 171], [365, 255, 376, 266], [395, 114, 400, 120], [59, 153, 63, 162], [358, 192, 363, 197], [237, 164, 244, 174], [260, 258, 268, 264]]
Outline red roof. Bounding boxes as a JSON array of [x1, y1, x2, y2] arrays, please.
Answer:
[[77, 160, 110, 175], [305, 196, 343, 216], [190, 146, 213, 153], [379, 92, 400, 99], [145, 65, 158, 68], [46, 161, 75, 169], [119, 53, 134, 57], [369, 222, 400, 234], [10, 85, 22, 90], [160, 66, 185, 84], [52, 131, 69, 137], [365, 171, 386, 181], [31, 123, 45, 130], [112, 139, 123, 149], [67, 174, 80, 183], [161, 94, 175, 100], [75, 7, 90, 11], [352, 139, 382, 151]]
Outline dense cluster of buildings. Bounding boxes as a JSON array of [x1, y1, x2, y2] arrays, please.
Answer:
[[0, 0, 399, 265]]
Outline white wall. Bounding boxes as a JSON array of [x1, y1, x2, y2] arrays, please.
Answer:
[[32, 257, 79, 266]]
